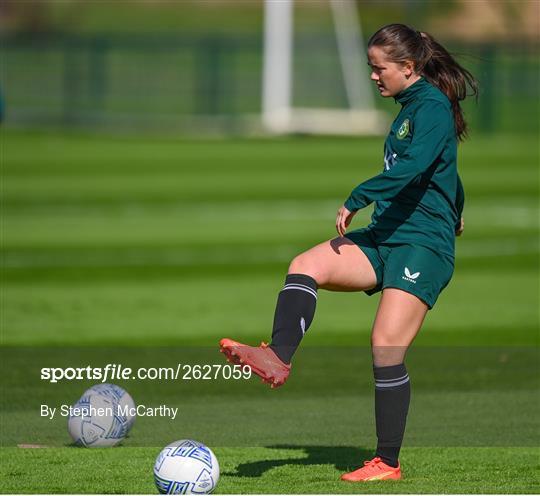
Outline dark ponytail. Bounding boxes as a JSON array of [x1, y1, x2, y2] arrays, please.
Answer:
[[368, 24, 478, 141]]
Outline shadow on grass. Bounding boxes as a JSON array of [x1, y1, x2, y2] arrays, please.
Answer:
[[225, 445, 373, 478]]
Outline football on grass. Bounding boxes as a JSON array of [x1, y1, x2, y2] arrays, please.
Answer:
[[83, 383, 137, 430], [154, 440, 220, 494], [67, 386, 132, 447]]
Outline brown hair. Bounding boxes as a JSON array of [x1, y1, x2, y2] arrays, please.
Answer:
[[368, 23, 478, 141]]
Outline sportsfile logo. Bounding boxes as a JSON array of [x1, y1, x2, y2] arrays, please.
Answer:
[[402, 267, 420, 284]]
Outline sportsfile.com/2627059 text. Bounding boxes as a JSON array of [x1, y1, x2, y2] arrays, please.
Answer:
[[40, 363, 252, 383]]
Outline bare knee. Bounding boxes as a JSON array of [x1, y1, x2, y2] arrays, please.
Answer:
[[288, 253, 327, 285]]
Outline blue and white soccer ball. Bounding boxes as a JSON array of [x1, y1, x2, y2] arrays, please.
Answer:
[[154, 440, 220, 494], [83, 383, 137, 430], [68, 385, 133, 447]]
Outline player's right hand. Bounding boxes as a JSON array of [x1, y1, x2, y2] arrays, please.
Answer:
[[336, 205, 355, 237]]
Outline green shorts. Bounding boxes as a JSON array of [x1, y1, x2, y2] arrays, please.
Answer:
[[345, 229, 454, 309]]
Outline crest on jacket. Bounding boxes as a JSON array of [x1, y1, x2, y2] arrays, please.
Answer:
[[397, 119, 410, 140]]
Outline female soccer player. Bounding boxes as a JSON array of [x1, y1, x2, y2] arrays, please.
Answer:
[[220, 23, 477, 481]]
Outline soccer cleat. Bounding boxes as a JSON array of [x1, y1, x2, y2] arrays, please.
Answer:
[[219, 338, 291, 388], [341, 457, 401, 482]]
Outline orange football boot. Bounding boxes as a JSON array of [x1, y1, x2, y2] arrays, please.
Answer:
[[219, 338, 291, 388], [341, 457, 401, 482]]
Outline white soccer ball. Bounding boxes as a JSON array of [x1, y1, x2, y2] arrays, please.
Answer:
[[154, 440, 220, 494], [83, 383, 136, 431], [68, 391, 129, 447]]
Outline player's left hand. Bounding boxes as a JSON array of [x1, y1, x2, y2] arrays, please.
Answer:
[[455, 216, 464, 236], [336, 205, 356, 237]]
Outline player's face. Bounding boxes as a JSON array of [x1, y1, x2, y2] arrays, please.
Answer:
[[367, 46, 415, 98]]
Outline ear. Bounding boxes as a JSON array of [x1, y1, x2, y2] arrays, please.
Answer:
[[402, 60, 415, 78]]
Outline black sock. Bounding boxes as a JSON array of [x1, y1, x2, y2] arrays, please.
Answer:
[[269, 274, 318, 364], [373, 363, 410, 468]]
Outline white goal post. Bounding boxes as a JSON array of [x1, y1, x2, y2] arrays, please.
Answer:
[[262, 0, 387, 135]]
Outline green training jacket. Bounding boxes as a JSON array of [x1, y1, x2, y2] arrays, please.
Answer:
[[344, 77, 464, 258]]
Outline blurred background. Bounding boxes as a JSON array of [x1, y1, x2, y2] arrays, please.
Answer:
[[1, 0, 538, 135], [1, 1, 538, 349]]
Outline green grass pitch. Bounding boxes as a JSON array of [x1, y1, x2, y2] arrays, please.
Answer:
[[1, 130, 539, 493]]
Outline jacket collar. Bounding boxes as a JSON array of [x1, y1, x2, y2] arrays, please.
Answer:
[[395, 77, 429, 105]]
